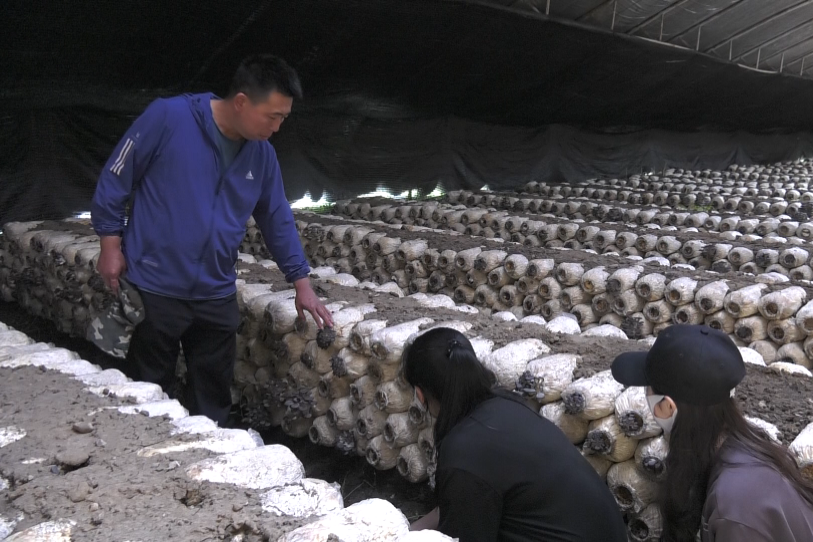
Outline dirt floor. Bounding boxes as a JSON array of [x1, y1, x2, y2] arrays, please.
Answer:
[[0, 363, 316, 542], [0, 299, 437, 539]]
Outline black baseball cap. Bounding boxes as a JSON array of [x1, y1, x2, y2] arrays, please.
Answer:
[[611, 324, 746, 406]]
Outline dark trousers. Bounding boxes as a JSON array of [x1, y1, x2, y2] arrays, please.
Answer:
[[126, 289, 240, 427]]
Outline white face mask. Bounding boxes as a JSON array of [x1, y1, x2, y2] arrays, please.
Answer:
[[646, 394, 677, 436]]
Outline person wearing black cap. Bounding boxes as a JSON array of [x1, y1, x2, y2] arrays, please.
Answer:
[[612, 324, 813, 542]]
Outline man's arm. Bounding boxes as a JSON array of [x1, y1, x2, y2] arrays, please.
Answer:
[[254, 154, 333, 328], [410, 507, 439, 531], [91, 99, 167, 292]]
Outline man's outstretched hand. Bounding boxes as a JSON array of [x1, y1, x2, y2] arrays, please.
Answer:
[[97, 236, 127, 294], [294, 277, 334, 329]]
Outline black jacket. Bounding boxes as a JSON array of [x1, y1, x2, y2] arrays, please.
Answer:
[[435, 395, 628, 542]]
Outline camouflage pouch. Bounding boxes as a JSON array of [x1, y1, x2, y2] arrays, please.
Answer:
[[86, 277, 145, 358]]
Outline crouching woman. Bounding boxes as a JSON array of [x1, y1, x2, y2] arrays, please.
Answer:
[[405, 327, 627, 541], [611, 324, 813, 541]]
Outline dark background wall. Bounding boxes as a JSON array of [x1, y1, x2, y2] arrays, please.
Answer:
[[3, 0, 813, 222]]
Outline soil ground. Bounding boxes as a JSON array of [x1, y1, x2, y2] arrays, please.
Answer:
[[0, 299, 437, 539], [0, 363, 315, 542]]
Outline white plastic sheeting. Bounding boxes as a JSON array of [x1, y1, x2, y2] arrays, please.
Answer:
[[185, 445, 305, 489], [86, 382, 167, 404], [137, 428, 259, 457], [117, 399, 190, 420], [277, 498, 409, 542], [0, 426, 27, 448], [3, 519, 76, 541], [261, 479, 344, 518]]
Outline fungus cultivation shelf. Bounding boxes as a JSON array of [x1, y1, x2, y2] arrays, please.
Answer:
[[4, 159, 813, 542]]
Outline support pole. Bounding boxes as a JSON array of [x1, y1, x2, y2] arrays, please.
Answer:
[[696, 25, 702, 51], [756, 47, 761, 69], [803, 55, 808, 76], [729, 40, 733, 61], [660, 13, 665, 41], [611, 1, 617, 31], [546, 0, 550, 15], [781, 52, 786, 73]]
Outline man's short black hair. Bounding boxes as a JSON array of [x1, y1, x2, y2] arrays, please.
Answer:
[[227, 54, 303, 101]]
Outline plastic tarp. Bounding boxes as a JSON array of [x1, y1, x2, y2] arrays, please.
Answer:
[[3, 0, 813, 223], [540, 0, 813, 75]]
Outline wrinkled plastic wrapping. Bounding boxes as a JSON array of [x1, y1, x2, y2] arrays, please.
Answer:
[[0, 511, 22, 540], [581, 451, 612, 481], [237, 283, 275, 312], [0, 347, 79, 369], [171, 415, 219, 436], [331, 304, 378, 342], [87, 382, 167, 404], [397, 443, 430, 483], [0, 426, 27, 449], [770, 361, 813, 377], [118, 399, 189, 421], [316, 273, 360, 288], [385, 412, 420, 447], [606, 460, 661, 515], [357, 404, 389, 439], [264, 297, 301, 335], [583, 415, 638, 463], [790, 422, 813, 475], [0, 330, 34, 347], [185, 445, 305, 490], [561, 370, 625, 420], [367, 435, 400, 470], [634, 436, 669, 482], [523, 354, 579, 404], [408, 293, 459, 310], [349, 320, 388, 356], [745, 416, 781, 443], [483, 338, 551, 388], [544, 315, 581, 335], [261, 478, 344, 518], [614, 387, 662, 439], [277, 498, 409, 542], [371, 318, 434, 362], [248, 290, 295, 323], [468, 337, 495, 361], [628, 503, 663, 542], [3, 519, 76, 542], [76, 368, 129, 387], [581, 324, 628, 339], [540, 402, 589, 445]]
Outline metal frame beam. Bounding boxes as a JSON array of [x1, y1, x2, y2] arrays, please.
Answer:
[[703, 0, 812, 52], [784, 51, 813, 73], [626, 0, 690, 36], [728, 14, 813, 62], [574, 0, 615, 23], [758, 36, 813, 67], [666, 0, 747, 44]]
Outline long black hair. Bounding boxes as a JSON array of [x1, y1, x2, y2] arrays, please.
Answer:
[[401, 327, 505, 444], [660, 397, 813, 541]]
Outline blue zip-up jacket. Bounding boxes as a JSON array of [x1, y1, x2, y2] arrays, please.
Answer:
[[90, 92, 310, 300]]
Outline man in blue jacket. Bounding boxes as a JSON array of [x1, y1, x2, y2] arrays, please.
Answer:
[[90, 54, 333, 426]]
